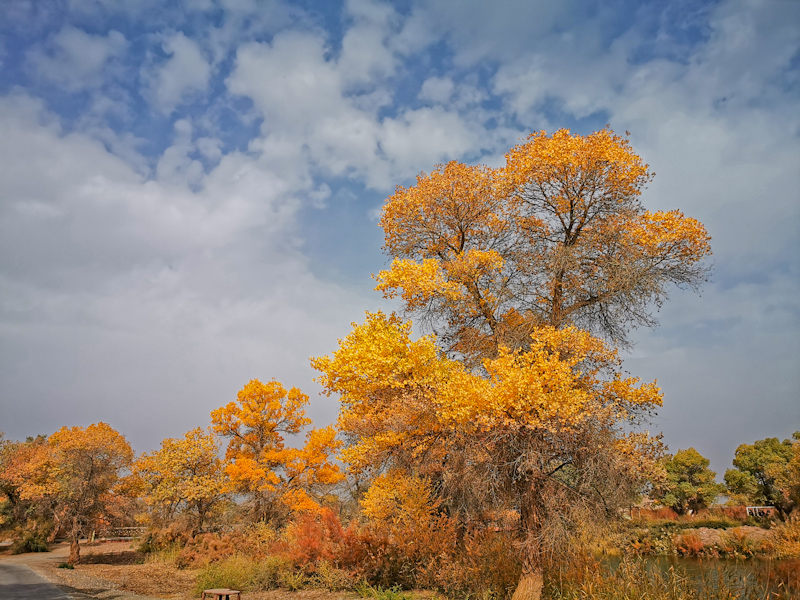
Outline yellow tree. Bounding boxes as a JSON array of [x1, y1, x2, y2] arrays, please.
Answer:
[[317, 128, 707, 600], [313, 313, 663, 600], [133, 428, 227, 534], [377, 128, 711, 362], [22, 423, 134, 565], [0, 435, 57, 549], [211, 379, 343, 521]]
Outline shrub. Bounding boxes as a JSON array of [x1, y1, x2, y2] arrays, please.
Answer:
[[312, 559, 355, 591], [278, 568, 308, 591], [355, 582, 412, 600], [421, 528, 520, 599], [176, 533, 237, 568], [193, 555, 293, 594], [10, 530, 49, 554], [771, 518, 800, 558], [674, 532, 705, 557]]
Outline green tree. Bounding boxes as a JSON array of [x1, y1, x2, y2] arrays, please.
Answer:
[[725, 433, 799, 517], [654, 448, 724, 515]]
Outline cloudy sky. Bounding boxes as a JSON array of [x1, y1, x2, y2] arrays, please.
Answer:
[[0, 0, 797, 476]]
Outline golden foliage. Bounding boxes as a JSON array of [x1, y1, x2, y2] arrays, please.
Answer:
[[360, 470, 438, 526], [211, 379, 344, 519], [377, 128, 711, 360], [313, 313, 662, 494], [132, 427, 226, 532], [13, 423, 134, 563]]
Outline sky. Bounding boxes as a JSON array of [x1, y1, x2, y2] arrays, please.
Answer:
[[0, 0, 798, 478]]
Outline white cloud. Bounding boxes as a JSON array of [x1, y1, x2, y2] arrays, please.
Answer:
[[418, 76, 454, 104], [143, 32, 212, 114], [26, 26, 128, 91], [408, 0, 578, 65], [0, 91, 378, 450], [227, 29, 489, 189], [338, 0, 399, 87], [379, 106, 481, 178]]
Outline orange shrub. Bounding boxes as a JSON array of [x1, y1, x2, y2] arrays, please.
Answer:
[[674, 532, 705, 556], [175, 533, 237, 568]]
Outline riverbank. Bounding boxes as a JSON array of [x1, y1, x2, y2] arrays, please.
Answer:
[[617, 515, 800, 559]]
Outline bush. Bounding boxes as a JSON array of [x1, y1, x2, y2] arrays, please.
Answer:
[[355, 582, 412, 600], [674, 532, 705, 557], [11, 530, 49, 554], [194, 555, 293, 594], [772, 517, 800, 558], [176, 533, 237, 568], [312, 559, 355, 591]]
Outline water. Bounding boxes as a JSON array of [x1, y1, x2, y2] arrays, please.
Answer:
[[608, 555, 800, 598]]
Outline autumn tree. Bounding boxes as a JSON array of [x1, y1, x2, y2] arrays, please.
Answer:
[[313, 312, 663, 600], [725, 433, 799, 517], [377, 128, 711, 362], [0, 434, 56, 551], [652, 448, 724, 515], [14, 423, 134, 564], [317, 128, 710, 600], [211, 379, 343, 522], [132, 428, 227, 535]]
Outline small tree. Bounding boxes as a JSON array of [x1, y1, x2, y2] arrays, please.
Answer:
[[31, 423, 133, 564], [653, 448, 724, 515], [0, 434, 56, 551], [725, 433, 799, 517], [133, 428, 227, 535], [211, 379, 343, 522]]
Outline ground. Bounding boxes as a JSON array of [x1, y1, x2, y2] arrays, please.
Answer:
[[0, 541, 355, 600]]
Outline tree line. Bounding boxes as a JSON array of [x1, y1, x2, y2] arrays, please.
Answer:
[[652, 436, 800, 517], [3, 128, 783, 600]]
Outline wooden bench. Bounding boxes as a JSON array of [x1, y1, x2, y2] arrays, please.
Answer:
[[202, 589, 242, 600]]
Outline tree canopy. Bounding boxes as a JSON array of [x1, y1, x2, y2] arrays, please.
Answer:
[[314, 313, 664, 600], [211, 378, 343, 521], [725, 433, 799, 516], [653, 447, 724, 515], [377, 128, 711, 362], [132, 427, 227, 535]]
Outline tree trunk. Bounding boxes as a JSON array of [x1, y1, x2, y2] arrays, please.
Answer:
[[511, 567, 544, 600], [68, 516, 81, 565]]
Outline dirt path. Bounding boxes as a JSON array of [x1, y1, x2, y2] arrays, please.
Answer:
[[0, 543, 361, 600], [0, 542, 170, 600]]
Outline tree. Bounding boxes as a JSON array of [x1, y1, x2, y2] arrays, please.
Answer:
[[377, 128, 711, 363], [132, 428, 227, 535], [211, 379, 344, 521], [319, 128, 710, 600], [313, 312, 663, 600], [725, 433, 799, 517], [21, 423, 134, 564], [652, 448, 724, 515], [788, 433, 800, 509], [0, 434, 56, 550]]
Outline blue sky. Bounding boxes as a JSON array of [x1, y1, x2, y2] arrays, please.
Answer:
[[0, 0, 798, 477]]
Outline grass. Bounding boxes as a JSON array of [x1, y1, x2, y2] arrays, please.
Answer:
[[355, 581, 413, 600], [193, 555, 295, 595], [546, 557, 798, 600]]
